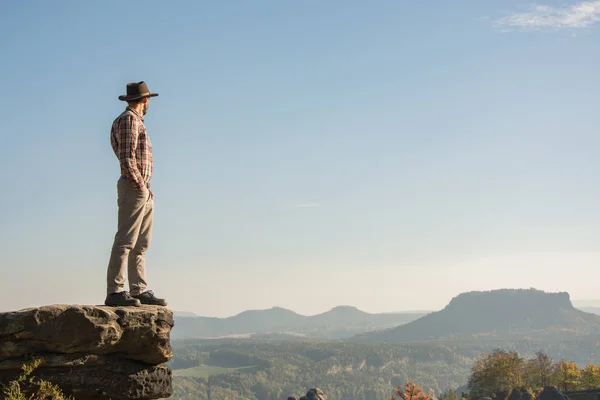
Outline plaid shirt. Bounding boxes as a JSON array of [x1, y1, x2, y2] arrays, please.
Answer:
[[110, 107, 153, 190]]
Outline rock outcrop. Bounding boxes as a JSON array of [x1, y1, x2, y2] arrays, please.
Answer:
[[564, 389, 600, 400], [0, 304, 174, 399], [290, 387, 325, 400], [539, 386, 571, 400]]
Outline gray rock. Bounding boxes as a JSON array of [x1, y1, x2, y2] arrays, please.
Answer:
[[303, 387, 326, 400], [508, 388, 524, 400], [539, 386, 569, 400]]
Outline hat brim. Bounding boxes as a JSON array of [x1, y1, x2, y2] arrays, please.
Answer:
[[118, 92, 159, 101]]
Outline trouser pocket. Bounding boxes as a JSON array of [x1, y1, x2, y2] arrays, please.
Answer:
[[117, 178, 147, 207]]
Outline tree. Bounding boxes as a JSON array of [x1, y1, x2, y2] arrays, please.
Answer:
[[468, 350, 525, 398], [1, 360, 74, 400], [392, 380, 433, 400], [439, 388, 459, 400], [251, 382, 271, 399], [579, 364, 600, 390], [553, 360, 581, 392], [525, 351, 554, 389]]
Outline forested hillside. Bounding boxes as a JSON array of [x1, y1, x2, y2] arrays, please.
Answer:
[[170, 336, 600, 400], [169, 289, 600, 399]]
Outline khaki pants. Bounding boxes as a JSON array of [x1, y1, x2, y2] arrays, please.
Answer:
[[106, 176, 153, 296]]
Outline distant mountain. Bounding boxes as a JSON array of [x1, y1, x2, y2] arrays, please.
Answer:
[[309, 305, 370, 325], [228, 306, 306, 332], [173, 307, 305, 339], [308, 306, 424, 333], [171, 306, 425, 340], [174, 311, 198, 318], [354, 288, 600, 343]]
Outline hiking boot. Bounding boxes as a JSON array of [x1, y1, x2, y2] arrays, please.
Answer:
[[132, 290, 167, 306], [105, 291, 141, 307]]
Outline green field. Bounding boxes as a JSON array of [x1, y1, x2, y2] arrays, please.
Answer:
[[173, 364, 258, 379]]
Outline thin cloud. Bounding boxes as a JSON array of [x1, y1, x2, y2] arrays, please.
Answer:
[[494, 1, 600, 31], [288, 202, 323, 210]]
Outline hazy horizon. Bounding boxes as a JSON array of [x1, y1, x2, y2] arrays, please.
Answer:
[[2, 284, 598, 318], [173, 289, 600, 318], [2, 1, 600, 318]]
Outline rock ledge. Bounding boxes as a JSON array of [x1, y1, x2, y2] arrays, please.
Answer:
[[0, 304, 174, 399]]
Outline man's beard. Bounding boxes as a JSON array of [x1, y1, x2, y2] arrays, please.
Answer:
[[142, 103, 148, 115]]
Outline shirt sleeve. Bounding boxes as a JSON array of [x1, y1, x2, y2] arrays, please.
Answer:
[[117, 115, 146, 190]]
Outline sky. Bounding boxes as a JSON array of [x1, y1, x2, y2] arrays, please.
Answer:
[[1, 1, 600, 317]]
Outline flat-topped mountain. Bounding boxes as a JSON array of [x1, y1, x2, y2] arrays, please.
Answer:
[[172, 306, 424, 339], [354, 288, 600, 343]]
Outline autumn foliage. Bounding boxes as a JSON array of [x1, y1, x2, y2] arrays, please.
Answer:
[[395, 350, 599, 400], [580, 364, 600, 390], [468, 350, 524, 398], [467, 349, 600, 399], [392, 380, 434, 400]]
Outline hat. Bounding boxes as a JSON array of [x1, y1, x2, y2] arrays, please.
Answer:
[[118, 81, 159, 101]]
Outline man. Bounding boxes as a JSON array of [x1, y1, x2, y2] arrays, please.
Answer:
[[105, 81, 167, 307]]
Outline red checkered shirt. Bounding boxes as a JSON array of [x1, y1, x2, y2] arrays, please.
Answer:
[[110, 107, 153, 190]]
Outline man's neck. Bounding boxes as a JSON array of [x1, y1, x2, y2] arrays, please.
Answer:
[[127, 104, 144, 117]]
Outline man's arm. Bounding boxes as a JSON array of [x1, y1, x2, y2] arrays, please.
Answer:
[[117, 115, 147, 191]]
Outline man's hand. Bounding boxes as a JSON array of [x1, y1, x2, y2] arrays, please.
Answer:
[[149, 189, 154, 200]]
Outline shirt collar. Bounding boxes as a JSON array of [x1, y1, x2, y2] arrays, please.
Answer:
[[126, 106, 144, 121]]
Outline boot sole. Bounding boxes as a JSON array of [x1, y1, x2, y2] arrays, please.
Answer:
[[134, 301, 168, 306], [104, 300, 142, 307]]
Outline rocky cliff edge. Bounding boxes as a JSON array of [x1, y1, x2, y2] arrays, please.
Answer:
[[0, 304, 174, 399]]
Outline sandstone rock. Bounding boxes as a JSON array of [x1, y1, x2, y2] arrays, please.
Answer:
[[0, 355, 172, 400], [0, 304, 174, 399], [0, 304, 173, 364]]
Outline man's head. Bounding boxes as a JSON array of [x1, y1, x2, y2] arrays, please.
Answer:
[[127, 97, 150, 115], [119, 81, 158, 115]]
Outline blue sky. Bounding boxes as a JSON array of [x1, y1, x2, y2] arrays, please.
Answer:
[[1, 1, 599, 317]]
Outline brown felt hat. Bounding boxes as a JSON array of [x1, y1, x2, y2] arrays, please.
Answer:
[[118, 81, 159, 101]]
